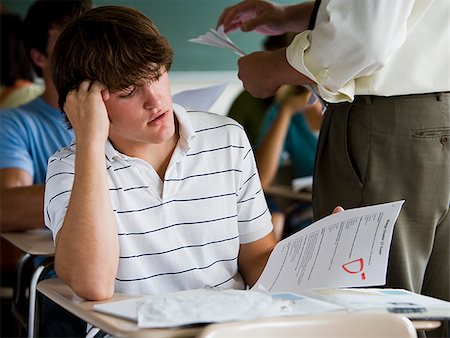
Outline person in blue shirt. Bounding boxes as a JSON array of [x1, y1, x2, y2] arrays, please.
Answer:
[[0, 1, 92, 336], [256, 85, 323, 239], [0, 0, 92, 232]]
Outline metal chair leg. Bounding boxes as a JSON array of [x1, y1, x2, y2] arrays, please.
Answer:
[[28, 258, 54, 338]]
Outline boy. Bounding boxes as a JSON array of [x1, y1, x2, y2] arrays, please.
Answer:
[[45, 6, 276, 300]]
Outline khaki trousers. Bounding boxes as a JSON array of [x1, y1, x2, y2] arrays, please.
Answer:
[[313, 92, 449, 337]]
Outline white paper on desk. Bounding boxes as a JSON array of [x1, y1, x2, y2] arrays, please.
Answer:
[[253, 200, 404, 293], [299, 288, 450, 320], [291, 176, 313, 192], [272, 292, 345, 316], [172, 83, 227, 111], [189, 26, 246, 57], [137, 288, 291, 328], [93, 288, 345, 326]]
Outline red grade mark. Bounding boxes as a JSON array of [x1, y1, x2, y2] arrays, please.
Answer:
[[342, 258, 366, 280]]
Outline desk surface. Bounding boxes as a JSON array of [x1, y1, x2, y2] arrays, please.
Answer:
[[1, 228, 54, 256], [265, 184, 312, 202], [37, 278, 201, 338], [37, 279, 441, 337]]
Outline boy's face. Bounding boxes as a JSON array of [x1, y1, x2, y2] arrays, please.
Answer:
[[105, 71, 176, 149]]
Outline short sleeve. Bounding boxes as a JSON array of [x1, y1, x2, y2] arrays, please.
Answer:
[[235, 129, 273, 244], [0, 113, 35, 177], [44, 150, 76, 243]]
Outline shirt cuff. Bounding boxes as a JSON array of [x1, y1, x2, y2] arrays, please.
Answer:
[[286, 32, 355, 103]]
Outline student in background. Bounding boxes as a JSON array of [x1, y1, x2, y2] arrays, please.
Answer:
[[256, 84, 323, 239], [228, 33, 298, 240], [227, 34, 296, 148], [0, 0, 92, 232], [45, 5, 276, 302], [0, 1, 93, 336], [0, 12, 44, 108]]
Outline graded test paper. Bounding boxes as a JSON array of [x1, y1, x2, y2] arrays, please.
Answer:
[[254, 200, 405, 293]]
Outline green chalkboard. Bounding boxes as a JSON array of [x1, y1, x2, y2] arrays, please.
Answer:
[[2, 0, 297, 71]]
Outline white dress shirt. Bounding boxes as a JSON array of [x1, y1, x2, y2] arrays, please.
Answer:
[[286, 0, 449, 103]]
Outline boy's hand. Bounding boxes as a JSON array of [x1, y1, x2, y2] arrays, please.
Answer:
[[64, 80, 110, 145], [332, 206, 345, 213]]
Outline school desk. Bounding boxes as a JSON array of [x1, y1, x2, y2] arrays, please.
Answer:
[[35, 278, 441, 338], [1, 228, 55, 338]]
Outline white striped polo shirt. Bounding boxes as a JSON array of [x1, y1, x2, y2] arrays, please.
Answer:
[[44, 104, 273, 295]]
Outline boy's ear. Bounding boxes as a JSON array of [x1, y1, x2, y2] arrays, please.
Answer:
[[29, 48, 48, 69]]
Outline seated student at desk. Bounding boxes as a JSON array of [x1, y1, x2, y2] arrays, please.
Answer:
[[0, 1, 92, 336], [256, 85, 323, 239], [45, 5, 277, 301]]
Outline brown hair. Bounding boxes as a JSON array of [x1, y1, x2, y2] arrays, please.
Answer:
[[51, 5, 173, 113]]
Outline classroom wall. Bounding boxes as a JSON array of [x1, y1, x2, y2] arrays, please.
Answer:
[[2, 0, 298, 115], [3, 0, 298, 71]]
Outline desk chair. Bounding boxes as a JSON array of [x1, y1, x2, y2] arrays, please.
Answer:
[[12, 254, 54, 337], [197, 313, 418, 338], [1, 229, 55, 337]]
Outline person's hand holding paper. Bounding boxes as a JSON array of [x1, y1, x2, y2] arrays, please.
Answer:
[[189, 25, 246, 57]]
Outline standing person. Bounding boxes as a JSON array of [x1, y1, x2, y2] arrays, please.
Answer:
[[217, 1, 449, 337]]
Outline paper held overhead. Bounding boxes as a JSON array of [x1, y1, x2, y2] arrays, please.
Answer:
[[189, 26, 247, 57]]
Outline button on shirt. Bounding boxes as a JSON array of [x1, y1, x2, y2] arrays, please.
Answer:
[[286, 0, 449, 102], [44, 104, 273, 295]]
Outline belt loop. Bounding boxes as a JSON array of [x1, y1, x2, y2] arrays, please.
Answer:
[[437, 92, 443, 101], [364, 96, 372, 105]]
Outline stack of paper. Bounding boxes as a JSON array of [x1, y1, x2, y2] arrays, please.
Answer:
[[299, 288, 450, 320], [189, 26, 246, 57]]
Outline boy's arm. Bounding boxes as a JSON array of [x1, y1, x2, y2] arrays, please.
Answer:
[[238, 232, 276, 287], [53, 81, 119, 301]]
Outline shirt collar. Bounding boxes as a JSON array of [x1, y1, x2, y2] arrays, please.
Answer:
[[104, 103, 196, 162], [173, 103, 196, 147]]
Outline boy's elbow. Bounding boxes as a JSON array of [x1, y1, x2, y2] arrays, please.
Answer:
[[70, 278, 115, 301], [55, 263, 115, 301]]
